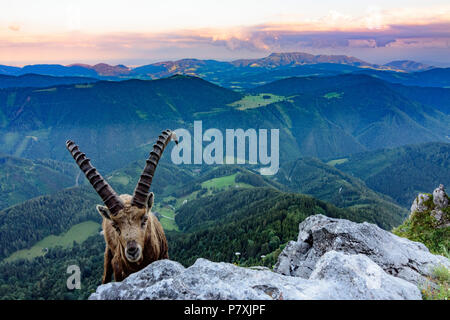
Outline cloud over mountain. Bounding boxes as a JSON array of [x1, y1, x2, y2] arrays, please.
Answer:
[[1, 4, 449, 65]]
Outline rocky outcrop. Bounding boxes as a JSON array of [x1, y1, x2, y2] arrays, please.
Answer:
[[274, 215, 449, 286], [409, 184, 449, 228], [431, 184, 450, 227], [89, 214, 450, 300], [433, 184, 449, 209], [89, 252, 421, 300], [410, 193, 431, 216]]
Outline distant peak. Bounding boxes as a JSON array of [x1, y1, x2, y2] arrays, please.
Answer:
[[383, 60, 434, 72], [68, 63, 92, 68], [167, 74, 198, 80], [232, 52, 372, 68], [67, 63, 130, 76]]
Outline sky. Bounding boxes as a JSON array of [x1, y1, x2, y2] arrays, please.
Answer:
[[1, 0, 450, 66]]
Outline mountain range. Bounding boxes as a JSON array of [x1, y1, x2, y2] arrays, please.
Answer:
[[0, 73, 448, 172], [1, 52, 448, 90]]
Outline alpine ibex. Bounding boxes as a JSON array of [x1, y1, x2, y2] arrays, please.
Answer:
[[66, 129, 178, 283]]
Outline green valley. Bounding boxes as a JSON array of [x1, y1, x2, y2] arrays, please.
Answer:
[[5, 221, 100, 262]]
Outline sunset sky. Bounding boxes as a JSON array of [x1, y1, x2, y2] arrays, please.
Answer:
[[1, 0, 450, 66]]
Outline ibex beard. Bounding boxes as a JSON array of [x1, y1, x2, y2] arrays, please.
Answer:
[[66, 129, 178, 283]]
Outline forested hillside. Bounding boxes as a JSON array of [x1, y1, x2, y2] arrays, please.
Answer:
[[334, 142, 450, 207], [274, 157, 407, 228], [105, 161, 195, 196], [0, 234, 104, 300], [169, 187, 368, 267], [0, 74, 98, 89], [0, 187, 101, 260], [1, 74, 449, 169], [0, 155, 78, 210]]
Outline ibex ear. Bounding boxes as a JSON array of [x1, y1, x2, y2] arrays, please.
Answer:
[[146, 192, 154, 210], [96, 205, 111, 220]]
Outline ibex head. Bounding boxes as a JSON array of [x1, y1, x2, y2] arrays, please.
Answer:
[[66, 129, 177, 263], [96, 193, 153, 263]]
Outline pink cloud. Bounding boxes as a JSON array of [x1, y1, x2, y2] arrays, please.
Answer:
[[8, 24, 21, 32], [1, 21, 449, 65]]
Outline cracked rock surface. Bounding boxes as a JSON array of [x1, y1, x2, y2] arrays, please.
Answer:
[[89, 253, 421, 300], [274, 215, 449, 286], [89, 215, 450, 300]]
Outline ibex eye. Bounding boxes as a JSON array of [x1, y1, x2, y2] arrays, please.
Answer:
[[111, 222, 120, 233], [141, 216, 148, 227]]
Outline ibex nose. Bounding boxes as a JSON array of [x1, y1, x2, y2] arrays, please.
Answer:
[[127, 245, 137, 254], [127, 241, 137, 252], [126, 241, 140, 261]]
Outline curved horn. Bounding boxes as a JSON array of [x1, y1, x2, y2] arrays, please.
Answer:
[[132, 129, 178, 208], [66, 140, 124, 216]]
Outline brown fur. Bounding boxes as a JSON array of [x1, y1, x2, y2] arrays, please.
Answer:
[[99, 194, 168, 283]]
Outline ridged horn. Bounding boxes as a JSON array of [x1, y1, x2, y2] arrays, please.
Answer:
[[132, 129, 178, 208], [66, 140, 124, 216]]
